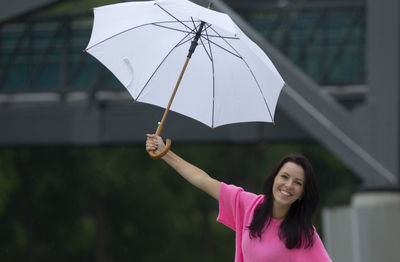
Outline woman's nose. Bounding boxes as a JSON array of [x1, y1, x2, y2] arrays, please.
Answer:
[[285, 180, 294, 188]]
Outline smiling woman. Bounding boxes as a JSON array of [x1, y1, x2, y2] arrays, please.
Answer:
[[247, 155, 319, 250], [146, 135, 331, 262]]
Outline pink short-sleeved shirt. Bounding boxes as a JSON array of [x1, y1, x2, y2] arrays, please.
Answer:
[[217, 183, 332, 262]]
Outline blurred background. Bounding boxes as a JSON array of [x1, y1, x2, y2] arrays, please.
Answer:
[[0, 0, 398, 261]]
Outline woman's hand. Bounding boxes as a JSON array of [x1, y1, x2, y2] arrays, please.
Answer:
[[146, 134, 166, 155]]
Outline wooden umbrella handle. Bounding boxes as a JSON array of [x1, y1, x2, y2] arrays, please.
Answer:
[[147, 117, 172, 159], [148, 121, 172, 159]]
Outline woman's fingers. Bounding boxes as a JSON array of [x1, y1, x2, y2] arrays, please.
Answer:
[[145, 134, 168, 156], [145, 134, 158, 152]]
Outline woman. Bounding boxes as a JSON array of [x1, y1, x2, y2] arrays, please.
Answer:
[[146, 134, 332, 262]]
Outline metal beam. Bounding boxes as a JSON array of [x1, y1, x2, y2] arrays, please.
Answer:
[[0, 93, 310, 146], [353, 0, 400, 187], [0, 0, 65, 24]]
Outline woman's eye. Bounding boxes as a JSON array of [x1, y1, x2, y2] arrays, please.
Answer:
[[281, 174, 288, 179], [295, 181, 302, 186]]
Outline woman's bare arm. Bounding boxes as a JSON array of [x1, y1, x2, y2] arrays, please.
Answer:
[[146, 134, 221, 200]]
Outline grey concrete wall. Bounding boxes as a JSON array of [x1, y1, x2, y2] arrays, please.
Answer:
[[323, 192, 400, 262], [322, 206, 353, 261]]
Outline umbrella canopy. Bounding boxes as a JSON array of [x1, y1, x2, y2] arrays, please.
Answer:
[[85, 0, 285, 129]]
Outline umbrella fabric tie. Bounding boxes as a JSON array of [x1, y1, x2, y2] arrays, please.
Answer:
[[188, 21, 206, 58]]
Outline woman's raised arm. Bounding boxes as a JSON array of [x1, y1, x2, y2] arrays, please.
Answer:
[[146, 134, 221, 200]]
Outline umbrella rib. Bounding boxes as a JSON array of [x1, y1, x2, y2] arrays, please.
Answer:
[[152, 22, 196, 35], [203, 23, 212, 32], [199, 34, 212, 62], [134, 32, 193, 101], [86, 23, 155, 51], [176, 34, 196, 48], [155, 3, 194, 33], [209, 27, 274, 122], [201, 24, 239, 40], [208, 27, 242, 57], [190, 17, 199, 32], [200, 35, 242, 59], [86, 21, 196, 51], [205, 34, 239, 40]]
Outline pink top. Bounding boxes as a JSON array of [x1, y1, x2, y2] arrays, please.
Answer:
[[217, 183, 332, 262]]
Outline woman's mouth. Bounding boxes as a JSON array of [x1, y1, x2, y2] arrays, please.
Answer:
[[279, 189, 293, 198]]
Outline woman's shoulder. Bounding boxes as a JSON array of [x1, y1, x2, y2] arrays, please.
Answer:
[[217, 182, 265, 230], [220, 182, 264, 206]]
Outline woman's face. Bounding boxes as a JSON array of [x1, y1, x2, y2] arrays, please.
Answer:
[[272, 162, 305, 208]]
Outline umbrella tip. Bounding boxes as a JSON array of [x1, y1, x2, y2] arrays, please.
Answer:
[[133, 99, 137, 103], [82, 49, 87, 53], [272, 121, 276, 126]]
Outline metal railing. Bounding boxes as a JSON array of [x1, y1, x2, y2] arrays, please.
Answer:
[[0, 3, 365, 96]]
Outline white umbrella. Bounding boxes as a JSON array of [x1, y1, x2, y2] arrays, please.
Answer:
[[85, 0, 285, 158]]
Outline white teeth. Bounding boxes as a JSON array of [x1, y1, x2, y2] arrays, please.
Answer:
[[280, 190, 291, 196]]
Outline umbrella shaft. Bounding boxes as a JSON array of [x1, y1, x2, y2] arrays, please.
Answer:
[[156, 20, 207, 135], [155, 56, 191, 136]]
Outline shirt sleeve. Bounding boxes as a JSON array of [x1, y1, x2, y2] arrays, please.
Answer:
[[295, 230, 332, 262], [216, 182, 259, 231]]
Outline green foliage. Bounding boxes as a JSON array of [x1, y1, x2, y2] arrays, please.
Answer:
[[0, 143, 359, 261]]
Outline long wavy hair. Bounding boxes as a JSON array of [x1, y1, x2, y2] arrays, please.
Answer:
[[247, 154, 319, 249]]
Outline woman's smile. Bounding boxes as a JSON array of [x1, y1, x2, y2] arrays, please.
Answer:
[[278, 188, 293, 198]]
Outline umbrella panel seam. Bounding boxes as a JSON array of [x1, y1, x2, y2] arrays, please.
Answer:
[[208, 26, 275, 122], [205, 27, 216, 128]]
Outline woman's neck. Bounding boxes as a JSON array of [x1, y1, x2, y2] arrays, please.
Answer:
[[272, 202, 290, 220]]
